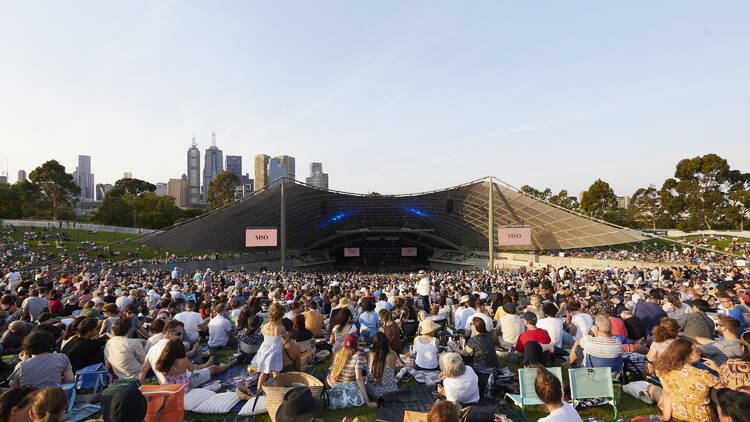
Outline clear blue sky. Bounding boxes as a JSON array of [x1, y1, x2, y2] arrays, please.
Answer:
[[1, 1, 748, 196]]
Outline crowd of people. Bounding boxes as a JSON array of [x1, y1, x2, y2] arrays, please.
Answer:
[[1, 237, 750, 421]]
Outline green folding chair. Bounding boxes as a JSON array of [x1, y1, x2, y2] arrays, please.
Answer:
[[504, 367, 563, 420], [568, 367, 618, 422]]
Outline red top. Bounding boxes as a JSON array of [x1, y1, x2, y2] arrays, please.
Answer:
[[49, 300, 63, 315], [515, 328, 552, 356], [609, 317, 627, 338]]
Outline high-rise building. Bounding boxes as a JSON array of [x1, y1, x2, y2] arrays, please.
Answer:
[[202, 132, 223, 200], [155, 182, 167, 196], [17, 170, 26, 183], [187, 135, 201, 206], [268, 158, 287, 188], [123, 172, 133, 179], [225, 155, 242, 179], [306, 162, 329, 189], [275, 155, 295, 181], [254, 154, 270, 191], [95, 183, 114, 201], [167, 175, 189, 208], [72, 155, 95, 199]]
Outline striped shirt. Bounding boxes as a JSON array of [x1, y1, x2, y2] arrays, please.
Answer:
[[580, 335, 622, 359], [336, 351, 367, 383]]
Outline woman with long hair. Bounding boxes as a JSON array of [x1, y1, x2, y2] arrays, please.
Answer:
[[156, 338, 234, 392], [378, 309, 402, 352], [330, 308, 356, 355], [0, 386, 36, 422], [646, 317, 680, 375], [29, 387, 67, 422], [290, 314, 313, 342], [251, 302, 287, 394], [365, 332, 399, 400], [647, 338, 718, 422], [326, 333, 375, 408]]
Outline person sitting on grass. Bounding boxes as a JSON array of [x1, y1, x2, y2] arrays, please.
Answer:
[[533, 364, 582, 422], [325, 333, 376, 408], [280, 318, 314, 372], [710, 387, 750, 422], [426, 400, 459, 422], [156, 338, 235, 392], [9, 330, 74, 389], [436, 352, 479, 405]]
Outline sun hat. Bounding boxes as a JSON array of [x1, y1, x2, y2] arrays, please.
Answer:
[[274, 386, 323, 422], [459, 295, 471, 304], [419, 319, 441, 335]]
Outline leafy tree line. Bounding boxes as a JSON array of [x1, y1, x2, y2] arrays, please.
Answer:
[[0, 160, 204, 229], [521, 154, 750, 231]]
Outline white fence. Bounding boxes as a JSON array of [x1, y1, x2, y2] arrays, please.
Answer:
[[0, 219, 157, 235]]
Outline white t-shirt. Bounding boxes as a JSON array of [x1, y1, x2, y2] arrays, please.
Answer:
[[417, 277, 431, 296], [208, 315, 233, 347], [571, 313, 594, 341], [5, 271, 21, 293], [538, 402, 582, 422], [175, 311, 204, 342], [537, 317, 564, 348], [444, 366, 480, 404], [145, 333, 163, 353], [464, 312, 494, 335], [499, 314, 525, 346], [146, 338, 170, 384]]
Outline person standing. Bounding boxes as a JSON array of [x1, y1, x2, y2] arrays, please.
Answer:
[[416, 270, 431, 311]]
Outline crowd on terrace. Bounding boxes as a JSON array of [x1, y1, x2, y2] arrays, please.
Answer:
[[1, 227, 750, 421]]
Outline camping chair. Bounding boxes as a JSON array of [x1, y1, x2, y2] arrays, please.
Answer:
[[504, 367, 563, 421], [585, 353, 628, 384], [61, 383, 76, 416], [74, 363, 113, 404], [568, 367, 618, 422]]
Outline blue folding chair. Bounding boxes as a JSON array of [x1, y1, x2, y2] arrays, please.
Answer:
[[569, 367, 618, 422], [60, 383, 77, 416], [74, 363, 112, 404], [584, 354, 623, 373], [504, 367, 564, 420]]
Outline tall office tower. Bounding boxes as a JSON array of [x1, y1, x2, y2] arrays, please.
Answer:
[[225, 155, 242, 179], [167, 175, 189, 208], [267, 157, 288, 188], [123, 172, 133, 179], [17, 170, 26, 183], [187, 135, 202, 206], [254, 154, 270, 191], [274, 155, 295, 180], [202, 132, 223, 200], [305, 162, 329, 189], [72, 155, 95, 199], [155, 182, 167, 196]]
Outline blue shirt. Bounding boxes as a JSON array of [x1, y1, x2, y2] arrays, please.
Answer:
[[728, 307, 746, 335]]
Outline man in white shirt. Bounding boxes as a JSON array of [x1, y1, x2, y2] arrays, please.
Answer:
[[174, 300, 205, 344], [4, 269, 21, 294], [568, 301, 593, 341], [416, 270, 431, 310], [104, 317, 146, 378], [208, 303, 234, 347], [454, 295, 474, 332], [497, 302, 525, 349], [536, 303, 565, 348], [116, 290, 134, 311]]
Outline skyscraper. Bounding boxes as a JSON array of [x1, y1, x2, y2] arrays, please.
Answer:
[[72, 155, 95, 199], [306, 162, 329, 189], [267, 157, 287, 188], [202, 132, 223, 200], [155, 182, 167, 196], [254, 154, 270, 191], [187, 136, 201, 206], [225, 155, 242, 179], [167, 175, 189, 208], [17, 170, 26, 183], [274, 155, 295, 181], [122, 172, 132, 179]]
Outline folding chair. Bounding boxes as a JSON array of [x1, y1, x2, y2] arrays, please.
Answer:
[[568, 367, 618, 422], [74, 363, 113, 404], [61, 383, 76, 417], [504, 367, 563, 420]]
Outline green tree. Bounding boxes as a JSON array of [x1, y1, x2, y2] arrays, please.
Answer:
[[28, 160, 79, 220], [580, 179, 617, 218], [107, 178, 156, 197], [0, 182, 22, 218], [659, 154, 733, 230], [94, 192, 182, 229], [206, 172, 240, 211], [520, 185, 552, 201], [549, 189, 579, 210], [630, 186, 663, 229]]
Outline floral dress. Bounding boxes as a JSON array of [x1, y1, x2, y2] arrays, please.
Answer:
[[656, 365, 719, 422]]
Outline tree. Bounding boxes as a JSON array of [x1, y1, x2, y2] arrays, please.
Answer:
[[520, 185, 552, 201], [107, 178, 156, 198], [28, 160, 79, 220], [659, 154, 733, 230], [549, 189, 579, 210], [0, 183, 22, 218], [630, 186, 663, 229], [580, 179, 617, 218], [93, 191, 182, 229], [206, 172, 240, 211]]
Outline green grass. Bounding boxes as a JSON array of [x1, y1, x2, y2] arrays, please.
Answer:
[[669, 235, 750, 256]]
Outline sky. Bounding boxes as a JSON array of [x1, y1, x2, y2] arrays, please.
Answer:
[[1, 1, 749, 197]]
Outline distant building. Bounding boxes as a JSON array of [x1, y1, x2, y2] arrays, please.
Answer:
[[72, 155, 95, 199], [187, 135, 201, 207], [167, 175, 189, 208], [254, 154, 270, 191], [617, 196, 631, 209], [17, 170, 26, 183], [225, 155, 242, 179], [235, 180, 255, 200], [275, 155, 295, 180], [75, 200, 101, 216], [268, 157, 287, 188], [155, 182, 167, 196], [123, 172, 133, 179], [306, 162, 329, 189], [202, 132, 223, 200], [95, 183, 113, 201]]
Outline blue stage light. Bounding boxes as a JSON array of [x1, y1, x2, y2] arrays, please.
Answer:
[[321, 211, 352, 227], [404, 207, 430, 219]]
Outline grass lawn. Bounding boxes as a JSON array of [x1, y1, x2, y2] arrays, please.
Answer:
[[670, 235, 750, 256]]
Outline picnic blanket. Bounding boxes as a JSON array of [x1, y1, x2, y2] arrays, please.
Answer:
[[375, 385, 435, 422], [397, 367, 441, 386]]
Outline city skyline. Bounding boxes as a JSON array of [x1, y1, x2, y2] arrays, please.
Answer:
[[1, 2, 749, 196]]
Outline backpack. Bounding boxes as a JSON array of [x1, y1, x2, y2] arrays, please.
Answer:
[[100, 379, 142, 422]]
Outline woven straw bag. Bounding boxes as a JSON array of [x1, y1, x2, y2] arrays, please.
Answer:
[[263, 372, 324, 422]]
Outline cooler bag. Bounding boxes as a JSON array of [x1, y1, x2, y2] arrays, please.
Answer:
[[139, 384, 185, 422]]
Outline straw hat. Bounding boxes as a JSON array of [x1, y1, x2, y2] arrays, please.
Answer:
[[419, 319, 441, 335], [459, 295, 471, 304]]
